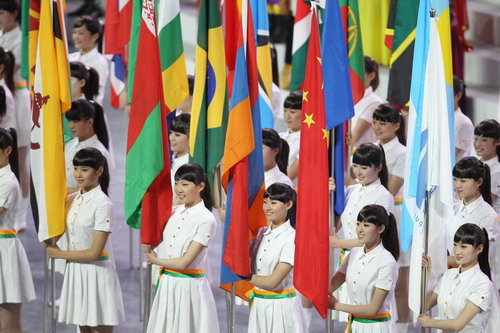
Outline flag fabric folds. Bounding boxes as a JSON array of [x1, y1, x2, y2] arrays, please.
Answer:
[[21, 0, 30, 80], [220, 0, 267, 300], [109, 54, 126, 109], [339, 0, 365, 104], [158, 0, 189, 112], [251, 0, 274, 129], [125, 0, 172, 246], [189, 0, 228, 187], [290, 0, 311, 92], [403, 0, 454, 317], [294, 8, 330, 319], [359, 0, 391, 66], [386, 0, 419, 107], [30, 0, 70, 241]]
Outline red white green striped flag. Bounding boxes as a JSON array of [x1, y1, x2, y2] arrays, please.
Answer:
[[290, 0, 312, 92], [125, 0, 172, 246]]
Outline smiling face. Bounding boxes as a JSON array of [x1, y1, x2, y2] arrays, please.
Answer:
[[473, 135, 499, 161], [68, 118, 94, 140], [372, 119, 399, 144], [174, 179, 204, 208], [356, 220, 384, 248], [453, 241, 482, 268], [283, 108, 302, 132], [453, 177, 482, 203], [169, 131, 189, 157], [352, 163, 382, 186], [0, 9, 17, 31], [72, 25, 99, 53], [73, 165, 102, 193], [263, 197, 292, 226]]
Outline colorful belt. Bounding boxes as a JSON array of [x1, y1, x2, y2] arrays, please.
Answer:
[[156, 267, 205, 293], [14, 81, 27, 90], [347, 312, 391, 332], [245, 288, 297, 307], [98, 251, 109, 260], [0, 230, 18, 238], [394, 197, 403, 206]]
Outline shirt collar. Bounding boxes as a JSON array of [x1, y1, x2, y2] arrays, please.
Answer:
[[359, 178, 382, 194], [454, 107, 463, 118], [266, 164, 280, 177], [455, 263, 481, 281], [180, 200, 206, 214], [483, 157, 498, 169], [0, 26, 20, 39], [77, 47, 99, 61], [380, 136, 399, 152], [75, 134, 99, 148], [264, 220, 292, 238], [75, 185, 102, 202], [0, 164, 11, 177], [359, 241, 385, 261], [459, 196, 484, 215], [364, 86, 373, 97]]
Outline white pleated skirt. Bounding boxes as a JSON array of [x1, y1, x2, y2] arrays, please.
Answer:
[[349, 319, 398, 333], [248, 294, 307, 333], [147, 274, 219, 333], [58, 259, 125, 326], [0, 238, 36, 303]]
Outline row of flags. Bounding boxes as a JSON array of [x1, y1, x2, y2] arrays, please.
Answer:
[[24, 0, 456, 322]]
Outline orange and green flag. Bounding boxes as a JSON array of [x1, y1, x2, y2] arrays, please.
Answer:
[[189, 0, 228, 186], [30, 0, 70, 241]]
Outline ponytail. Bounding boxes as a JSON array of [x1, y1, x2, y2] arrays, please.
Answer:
[[66, 99, 109, 149], [0, 86, 6, 119], [73, 147, 110, 195], [454, 223, 491, 280], [90, 101, 109, 149], [0, 128, 19, 181], [277, 139, 290, 174], [70, 61, 100, 100], [0, 48, 15, 96], [479, 228, 491, 280], [358, 204, 399, 261], [262, 128, 289, 174], [481, 164, 492, 205]]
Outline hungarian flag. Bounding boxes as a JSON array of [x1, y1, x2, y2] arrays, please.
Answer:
[[290, 0, 312, 92], [189, 0, 228, 188], [30, 0, 70, 241], [158, 0, 188, 112], [294, 8, 330, 318], [220, 0, 267, 300], [385, 0, 419, 107], [340, 0, 365, 104], [125, 0, 172, 246]]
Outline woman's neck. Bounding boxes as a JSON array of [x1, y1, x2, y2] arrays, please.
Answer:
[[480, 153, 497, 163], [80, 45, 95, 56], [270, 219, 286, 230], [78, 131, 95, 142], [81, 183, 99, 194], [0, 161, 8, 169], [174, 151, 188, 159], [364, 239, 382, 253], [380, 135, 396, 145], [2, 24, 17, 34], [459, 259, 478, 274], [185, 197, 202, 209], [463, 193, 481, 206]]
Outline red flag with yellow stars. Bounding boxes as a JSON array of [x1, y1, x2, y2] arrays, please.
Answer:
[[294, 8, 330, 319]]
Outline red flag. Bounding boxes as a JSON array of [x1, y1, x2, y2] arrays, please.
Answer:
[[104, 0, 132, 60], [294, 9, 330, 319]]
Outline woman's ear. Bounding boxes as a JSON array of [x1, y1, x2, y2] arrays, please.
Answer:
[[197, 182, 205, 193], [96, 166, 104, 177]]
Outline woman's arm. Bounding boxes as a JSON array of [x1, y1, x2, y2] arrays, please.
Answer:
[[0, 207, 5, 215], [330, 235, 362, 249], [349, 119, 372, 145], [47, 231, 109, 261], [287, 159, 299, 181], [145, 240, 205, 271], [249, 262, 293, 290], [418, 301, 481, 331], [424, 291, 438, 312], [387, 175, 404, 197], [330, 288, 390, 317], [329, 271, 346, 294]]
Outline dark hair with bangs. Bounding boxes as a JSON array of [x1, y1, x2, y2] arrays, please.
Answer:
[[352, 143, 389, 189], [66, 99, 109, 149], [70, 61, 99, 100], [170, 113, 191, 136], [474, 119, 500, 162], [453, 157, 491, 205], [262, 128, 289, 174], [264, 183, 296, 228], [357, 204, 399, 260], [0, 1, 20, 23], [0, 127, 18, 180], [373, 103, 406, 145], [174, 163, 212, 211], [454, 223, 490, 280], [283, 90, 303, 110], [0, 47, 15, 96], [73, 15, 102, 36], [364, 56, 379, 91], [73, 147, 109, 195]]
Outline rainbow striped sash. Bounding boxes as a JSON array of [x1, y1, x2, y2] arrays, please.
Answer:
[[0, 230, 18, 238]]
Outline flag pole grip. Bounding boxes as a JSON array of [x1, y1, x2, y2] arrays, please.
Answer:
[[143, 246, 152, 331], [420, 190, 431, 333]]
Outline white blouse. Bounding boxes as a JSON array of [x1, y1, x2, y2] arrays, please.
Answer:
[[434, 264, 493, 333], [0, 26, 23, 84], [158, 201, 216, 270], [64, 134, 112, 189], [484, 157, 500, 214], [252, 221, 295, 291], [380, 137, 406, 199], [0, 79, 16, 129], [454, 108, 474, 161], [0, 164, 20, 229], [280, 130, 300, 188], [341, 179, 394, 240], [265, 164, 293, 189], [352, 87, 383, 148], [339, 242, 398, 312], [65, 186, 114, 254], [170, 153, 189, 198], [69, 47, 110, 105], [447, 196, 499, 255]]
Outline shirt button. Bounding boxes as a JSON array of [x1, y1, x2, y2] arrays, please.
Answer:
[[178, 226, 180, 229], [259, 258, 262, 261], [353, 281, 356, 284], [173, 235, 176, 238], [258, 269, 260, 272], [264, 249, 267, 252]]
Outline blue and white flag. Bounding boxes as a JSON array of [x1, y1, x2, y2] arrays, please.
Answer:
[[402, 0, 455, 317]]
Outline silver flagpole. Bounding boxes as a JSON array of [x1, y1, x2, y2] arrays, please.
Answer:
[[139, 234, 144, 320], [143, 246, 152, 332], [129, 228, 134, 269], [50, 238, 56, 332], [44, 247, 49, 333], [326, 128, 335, 333]]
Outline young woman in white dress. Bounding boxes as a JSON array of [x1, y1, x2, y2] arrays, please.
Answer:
[[70, 61, 100, 101], [447, 157, 498, 267], [145, 163, 219, 333], [46, 148, 125, 332], [330, 143, 394, 322], [0, 128, 35, 332], [329, 204, 399, 332], [263, 128, 292, 188], [473, 120, 500, 288], [246, 182, 306, 333], [419, 223, 494, 332], [372, 103, 410, 328], [279, 91, 302, 188]]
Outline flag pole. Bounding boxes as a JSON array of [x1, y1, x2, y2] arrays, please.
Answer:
[[43, 247, 49, 333], [143, 246, 152, 331], [129, 228, 134, 269], [420, 189, 431, 333], [50, 238, 57, 333], [227, 282, 236, 333], [139, 236, 144, 320], [326, 128, 335, 333]]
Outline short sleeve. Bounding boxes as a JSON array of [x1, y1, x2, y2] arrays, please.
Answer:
[[338, 248, 354, 274], [433, 272, 445, 295], [454, 119, 473, 150], [391, 152, 406, 179], [490, 171, 500, 198], [279, 240, 295, 266], [375, 189, 395, 214], [94, 200, 114, 233], [193, 218, 216, 247], [374, 260, 397, 291], [467, 279, 494, 312], [358, 101, 380, 123], [480, 210, 499, 242], [0, 181, 16, 209]]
